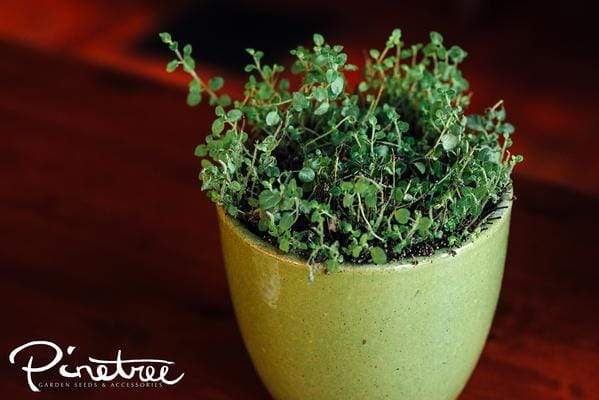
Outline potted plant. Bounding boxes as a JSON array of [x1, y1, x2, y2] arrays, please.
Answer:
[[160, 29, 522, 400]]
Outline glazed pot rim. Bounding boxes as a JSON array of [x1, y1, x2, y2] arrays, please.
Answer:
[[217, 189, 513, 273]]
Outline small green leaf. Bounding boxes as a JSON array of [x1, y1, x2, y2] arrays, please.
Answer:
[[187, 91, 201, 106], [397, 121, 410, 133], [292, 92, 309, 111], [279, 212, 295, 232], [495, 107, 506, 121], [370, 247, 387, 265], [209, 76, 224, 91], [448, 45, 467, 62], [279, 237, 290, 252], [393, 208, 410, 224], [314, 87, 327, 102], [374, 145, 389, 158], [417, 217, 433, 235], [166, 60, 179, 73], [159, 32, 172, 43], [229, 181, 241, 192], [342, 193, 353, 208], [467, 115, 485, 132], [314, 101, 329, 115], [325, 69, 336, 83], [194, 144, 207, 157], [259, 190, 281, 210], [313, 33, 324, 46], [299, 167, 315, 183], [499, 123, 515, 135], [354, 180, 369, 194], [188, 79, 201, 93], [218, 94, 232, 107], [211, 118, 225, 135], [266, 111, 280, 126], [414, 162, 426, 174], [389, 28, 402, 45], [227, 109, 243, 122], [430, 31, 443, 45], [278, 78, 290, 91], [183, 44, 192, 56], [326, 258, 340, 273], [182, 55, 195, 71], [331, 76, 344, 96], [441, 134, 458, 151]]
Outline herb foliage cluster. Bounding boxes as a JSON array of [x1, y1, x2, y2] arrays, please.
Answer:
[[160, 29, 522, 272]]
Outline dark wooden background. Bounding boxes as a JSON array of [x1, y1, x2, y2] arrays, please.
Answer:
[[1, 1, 598, 399]]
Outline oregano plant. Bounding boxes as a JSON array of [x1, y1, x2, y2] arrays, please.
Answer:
[[160, 29, 522, 274]]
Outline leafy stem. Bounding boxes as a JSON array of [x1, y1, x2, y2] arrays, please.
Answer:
[[162, 28, 522, 271]]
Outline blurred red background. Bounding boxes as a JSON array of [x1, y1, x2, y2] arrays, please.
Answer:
[[1, 1, 598, 399], [2, 0, 597, 194]]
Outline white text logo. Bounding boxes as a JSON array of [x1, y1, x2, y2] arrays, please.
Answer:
[[8, 340, 184, 392]]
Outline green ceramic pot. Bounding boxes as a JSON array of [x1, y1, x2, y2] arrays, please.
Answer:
[[217, 197, 512, 400]]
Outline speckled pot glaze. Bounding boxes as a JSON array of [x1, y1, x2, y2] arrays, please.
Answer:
[[217, 198, 512, 400]]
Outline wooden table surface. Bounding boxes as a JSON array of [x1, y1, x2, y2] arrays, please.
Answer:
[[1, 40, 598, 399]]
